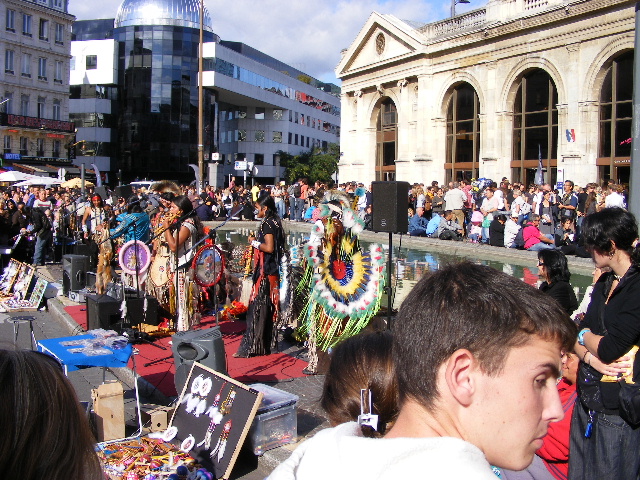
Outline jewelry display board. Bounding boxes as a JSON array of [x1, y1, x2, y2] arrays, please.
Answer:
[[168, 362, 263, 479], [1, 271, 48, 312], [0, 259, 21, 296]]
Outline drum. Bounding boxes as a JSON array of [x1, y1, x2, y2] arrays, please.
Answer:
[[192, 244, 225, 287], [148, 244, 172, 289], [118, 240, 152, 276]]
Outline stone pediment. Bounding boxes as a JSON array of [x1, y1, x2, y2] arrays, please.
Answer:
[[336, 12, 424, 78]]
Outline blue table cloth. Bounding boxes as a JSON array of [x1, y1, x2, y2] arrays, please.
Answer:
[[37, 335, 133, 372]]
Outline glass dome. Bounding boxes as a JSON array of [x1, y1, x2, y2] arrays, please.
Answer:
[[115, 0, 213, 31]]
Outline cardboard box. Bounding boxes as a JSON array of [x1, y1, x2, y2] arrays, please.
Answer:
[[139, 404, 175, 432], [92, 382, 125, 441]]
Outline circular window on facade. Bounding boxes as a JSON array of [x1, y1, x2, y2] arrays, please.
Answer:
[[375, 33, 385, 55]]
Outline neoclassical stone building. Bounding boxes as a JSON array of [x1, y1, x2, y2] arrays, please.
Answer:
[[336, 0, 635, 188]]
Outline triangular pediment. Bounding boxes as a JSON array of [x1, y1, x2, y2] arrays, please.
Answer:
[[337, 12, 424, 78]]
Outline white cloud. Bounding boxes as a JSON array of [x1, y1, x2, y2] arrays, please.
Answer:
[[70, 0, 486, 84]]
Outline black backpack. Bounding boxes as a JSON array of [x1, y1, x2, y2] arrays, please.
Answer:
[[293, 184, 302, 198]]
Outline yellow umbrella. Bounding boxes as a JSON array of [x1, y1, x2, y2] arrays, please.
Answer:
[[61, 178, 95, 188]]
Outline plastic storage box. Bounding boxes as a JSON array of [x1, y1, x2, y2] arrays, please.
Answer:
[[248, 383, 299, 455]]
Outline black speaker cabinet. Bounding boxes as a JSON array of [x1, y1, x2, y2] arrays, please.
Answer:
[[86, 294, 121, 330], [93, 186, 109, 200], [372, 181, 410, 233], [86, 293, 159, 331], [115, 185, 134, 200], [73, 243, 96, 270], [62, 254, 88, 294], [172, 327, 227, 394]]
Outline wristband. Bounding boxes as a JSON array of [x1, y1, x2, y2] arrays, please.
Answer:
[[251, 240, 261, 249], [578, 328, 591, 346]]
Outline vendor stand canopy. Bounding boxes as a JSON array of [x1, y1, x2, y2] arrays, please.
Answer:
[[61, 178, 94, 188], [0, 171, 38, 183], [13, 177, 64, 187]]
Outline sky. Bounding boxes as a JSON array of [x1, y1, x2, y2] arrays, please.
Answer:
[[69, 0, 486, 85]]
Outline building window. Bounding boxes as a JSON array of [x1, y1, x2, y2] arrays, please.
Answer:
[[20, 95, 29, 116], [53, 0, 63, 8], [288, 132, 292, 144], [52, 99, 61, 120], [289, 110, 293, 122], [86, 55, 97, 70], [21, 53, 31, 77], [273, 131, 282, 143], [53, 139, 61, 157], [237, 129, 246, 141], [254, 153, 264, 165], [36, 138, 44, 156], [38, 57, 47, 80], [4, 49, 14, 74], [599, 51, 633, 164], [54, 60, 63, 83], [22, 14, 31, 36], [55, 23, 64, 44], [3, 135, 11, 153], [255, 130, 265, 142], [236, 107, 246, 119], [512, 69, 558, 184], [2, 92, 12, 113], [375, 98, 397, 181], [6, 9, 15, 32], [39, 19, 49, 41], [445, 83, 480, 182], [255, 107, 265, 120], [37, 96, 45, 118], [19, 137, 28, 155], [273, 109, 283, 120]]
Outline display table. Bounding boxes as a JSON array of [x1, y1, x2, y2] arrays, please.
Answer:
[[37, 335, 133, 373]]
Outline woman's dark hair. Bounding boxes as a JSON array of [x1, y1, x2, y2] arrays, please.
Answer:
[[172, 194, 193, 216], [0, 349, 102, 480], [582, 207, 640, 264], [126, 195, 142, 213], [255, 191, 278, 219], [584, 189, 597, 213], [495, 214, 507, 223], [160, 191, 176, 203], [320, 330, 398, 437], [538, 249, 571, 283]]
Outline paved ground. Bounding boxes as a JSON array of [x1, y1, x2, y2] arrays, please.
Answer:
[[0, 226, 595, 478]]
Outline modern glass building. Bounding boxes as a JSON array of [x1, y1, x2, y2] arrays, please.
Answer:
[[70, 0, 341, 185]]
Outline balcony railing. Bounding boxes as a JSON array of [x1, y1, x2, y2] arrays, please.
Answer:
[[421, 8, 487, 39]]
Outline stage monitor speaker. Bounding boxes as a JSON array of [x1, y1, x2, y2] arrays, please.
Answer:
[[172, 327, 227, 394], [372, 181, 410, 233], [86, 293, 159, 330], [62, 254, 88, 294], [73, 243, 96, 270], [115, 185, 133, 200], [86, 294, 121, 330]]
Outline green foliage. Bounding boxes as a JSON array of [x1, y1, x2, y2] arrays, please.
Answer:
[[297, 74, 313, 85], [278, 143, 339, 184]]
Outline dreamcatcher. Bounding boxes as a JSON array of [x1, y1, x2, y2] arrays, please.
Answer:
[[118, 240, 152, 323], [298, 192, 386, 351], [192, 245, 225, 288]]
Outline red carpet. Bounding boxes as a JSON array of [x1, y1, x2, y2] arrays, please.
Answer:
[[63, 306, 309, 397]]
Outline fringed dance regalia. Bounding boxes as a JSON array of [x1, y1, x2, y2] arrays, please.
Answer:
[[172, 218, 202, 332], [235, 216, 284, 357], [298, 193, 385, 372]]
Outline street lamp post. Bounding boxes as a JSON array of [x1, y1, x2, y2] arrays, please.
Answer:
[[451, 0, 471, 17]]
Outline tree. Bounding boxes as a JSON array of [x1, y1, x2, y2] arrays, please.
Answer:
[[278, 143, 339, 184]]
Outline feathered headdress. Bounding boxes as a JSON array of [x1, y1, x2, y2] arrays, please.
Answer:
[[150, 180, 181, 195]]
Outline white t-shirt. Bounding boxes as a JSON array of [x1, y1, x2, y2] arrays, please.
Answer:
[[605, 191, 626, 209], [268, 422, 497, 480]]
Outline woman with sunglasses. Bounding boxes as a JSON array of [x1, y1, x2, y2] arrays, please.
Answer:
[[537, 249, 578, 315]]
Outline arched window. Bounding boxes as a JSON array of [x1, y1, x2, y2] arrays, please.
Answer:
[[599, 51, 633, 184], [512, 69, 558, 184], [445, 83, 480, 183], [375, 98, 397, 181]]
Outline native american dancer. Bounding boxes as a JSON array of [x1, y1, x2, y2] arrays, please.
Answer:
[[297, 191, 385, 374], [162, 195, 204, 331], [234, 192, 285, 357]]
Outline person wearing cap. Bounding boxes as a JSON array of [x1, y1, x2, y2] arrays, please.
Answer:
[[504, 213, 522, 248]]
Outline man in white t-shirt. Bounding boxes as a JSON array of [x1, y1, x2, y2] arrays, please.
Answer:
[[268, 263, 576, 480], [444, 182, 467, 232], [605, 184, 626, 209]]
